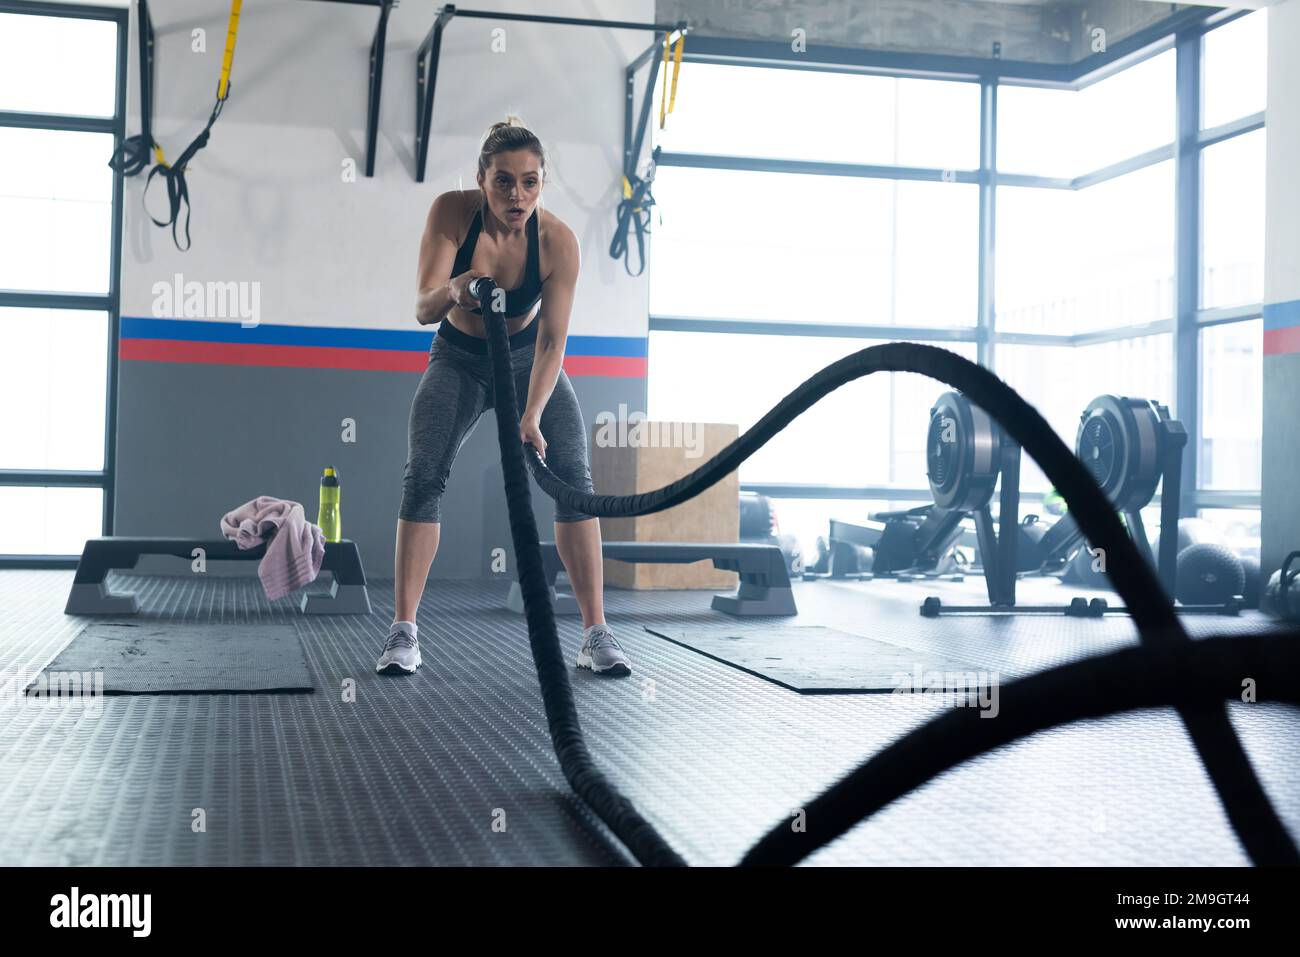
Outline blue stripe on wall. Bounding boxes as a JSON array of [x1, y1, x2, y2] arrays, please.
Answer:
[[120, 317, 648, 357], [1263, 299, 1300, 331]]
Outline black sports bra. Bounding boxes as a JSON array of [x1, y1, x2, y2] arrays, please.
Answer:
[[451, 202, 543, 318]]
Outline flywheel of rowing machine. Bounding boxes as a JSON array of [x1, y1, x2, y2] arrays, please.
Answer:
[[926, 391, 1003, 511], [1075, 395, 1168, 511]]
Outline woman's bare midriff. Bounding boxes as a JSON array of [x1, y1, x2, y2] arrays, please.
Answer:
[[443, 304, 538, 339]]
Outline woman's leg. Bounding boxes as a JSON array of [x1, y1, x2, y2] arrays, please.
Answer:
[[555, 518, 605, 631], [518, 363, 605, 630], [394, 342, 489, 627], [394, 519, 440, 623]]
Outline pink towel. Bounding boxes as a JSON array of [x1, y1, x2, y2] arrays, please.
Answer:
[[219, 496, 326, 601]]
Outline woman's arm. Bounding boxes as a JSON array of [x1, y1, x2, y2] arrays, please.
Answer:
[[415, 192, 481, 325], [522, 222, 581, 423]]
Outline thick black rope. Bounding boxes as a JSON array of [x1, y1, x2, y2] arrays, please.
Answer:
[[478, 283, 685, 866], [476, 321, 1295, 866], [741, 630, 1300, 865]]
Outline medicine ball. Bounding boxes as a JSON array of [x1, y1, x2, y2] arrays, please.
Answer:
[[1239, 555, 1261, 609], [1175, 543, 1245, 606], [1154, 517, 1225, 558]]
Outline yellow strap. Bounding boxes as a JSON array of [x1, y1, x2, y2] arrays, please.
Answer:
[[668, 33, 684, 114], [217, 0, 242, 101], [153, 144, 168, 167], [622, 175, 633, 200], [658, 35, 669, 130], [658, 32, 685, 130]]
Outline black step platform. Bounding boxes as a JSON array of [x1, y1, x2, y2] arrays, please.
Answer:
[[64, 537, 372, 616], [506, 540, 797, 617]]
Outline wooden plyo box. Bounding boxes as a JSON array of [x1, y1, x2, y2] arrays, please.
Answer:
[[591, 421, 739, 589]]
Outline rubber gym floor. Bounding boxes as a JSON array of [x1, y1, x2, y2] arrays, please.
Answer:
[[1, 568, 1296, 866]]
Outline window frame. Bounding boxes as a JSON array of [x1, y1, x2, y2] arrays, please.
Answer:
[[0, 0, 128, 567], [643, 7, 1264, 518]]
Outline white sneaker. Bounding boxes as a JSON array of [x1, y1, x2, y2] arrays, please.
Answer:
[[577, 624, 631, 677], [376, 621, 421, 674]]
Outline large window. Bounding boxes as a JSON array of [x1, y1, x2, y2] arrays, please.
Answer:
[[1199, 319, 1263, 491], [1201, 11, 1268, 129], [643, 10, 1264, 558], [654, 63, 980, 170], [996, 334, 1174, 492], [649, 168, 978, 326], [0, 4, 123, 562], [1201, 128, 1266, 311], [997, 50, 1175, 178], [996, 161, 1175, 335]]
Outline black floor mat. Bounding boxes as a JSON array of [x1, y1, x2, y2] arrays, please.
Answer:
[[642, 624, 988, 693], [28, 621, 314, 694]]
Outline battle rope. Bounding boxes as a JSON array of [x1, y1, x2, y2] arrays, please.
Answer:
[[469, 298, 1297, 866], [743, 630, 1300, 866], [477, 279, 685, 866]]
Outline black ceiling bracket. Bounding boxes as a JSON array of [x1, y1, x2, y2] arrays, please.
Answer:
[[415, 4, 456, 184], [305, 0, 396, 178], [415, 5, 688, 183]]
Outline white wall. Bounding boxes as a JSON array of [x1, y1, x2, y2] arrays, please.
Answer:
[[1261, 0, 1300, 579], [121, 0, 654, 337], [1264, 0, 1300, 309], [112, 0, 657, 580]]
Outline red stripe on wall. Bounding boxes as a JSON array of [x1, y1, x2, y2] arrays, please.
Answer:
[[562, 355, 647, 378], [121, 339, 649, 377], [121, 339, 430, 372], [1263, 326, 1300, 357]]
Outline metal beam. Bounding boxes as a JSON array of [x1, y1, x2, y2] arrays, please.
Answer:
[[0, 470, 108, 487], [305, 1, 390, 177], [106, 6, 128, 535], [1198, 111, 1265, 149], [655, 151, 979, 184], [993, 172, 1074, 190], [415, 6, 454, 183], [627, 31, 666, 186], [0, 110, 114, 132], [1070, 319, 1175, 347], [649, 315, 978, 342], [0, 291, 111, 311], [1070, 143, 1175, 191], [977, 78, 997, 369], [448, 8, 686, 33], [1196, 305, 1262, 327], [1173, 29, 1201, 519], [364, 0, 394, 177], [0, 0, 122, 20], [1194, 490, 1262, 510], [678, 35, 1053, 84], [740, 484, 935, 502], [414, 5, 684, 183]]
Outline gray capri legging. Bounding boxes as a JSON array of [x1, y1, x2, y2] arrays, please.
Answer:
[[399, 318, 595, 524]]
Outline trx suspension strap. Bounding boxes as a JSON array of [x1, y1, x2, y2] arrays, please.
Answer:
[[109, 0, 243, 251], [658, 29, 684, 130], [107, 0, 157, 177], [609, 146, 660, 277]]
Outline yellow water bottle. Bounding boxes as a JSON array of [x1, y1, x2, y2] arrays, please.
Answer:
[[318, 467, 341, 542]]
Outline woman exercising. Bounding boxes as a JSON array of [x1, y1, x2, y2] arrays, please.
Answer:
[[377, 117, 632, 678]]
